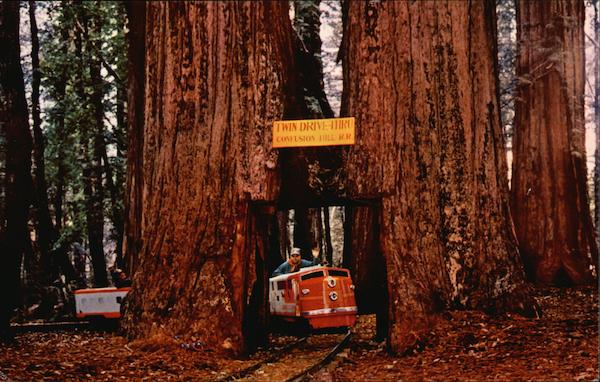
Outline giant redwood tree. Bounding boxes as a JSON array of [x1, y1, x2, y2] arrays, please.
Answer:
[[341, 0, 537, 353], [0, 0, 33, 340], [123, 1, 145, 275], [512, 0, 597, 285], [122, 2, 298, 354]]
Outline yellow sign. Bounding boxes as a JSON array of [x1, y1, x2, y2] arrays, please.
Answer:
[[272, 117, 355, 148]]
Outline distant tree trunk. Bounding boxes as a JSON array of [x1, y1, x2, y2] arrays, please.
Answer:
[[293, 207, 317, 259], [293, 0, 334, 118], [342, 0, 537, 353], [53, 122, 66, 232], [29, 0, 56, 284], [322, 207, 333, 264], [53, 26, 69, 233], [279, 0, 343, 210], [100, 46, 126, 270], [594, 2, 600, 252], [74, 7, 107, 287], [37, 18, 79, 285], [313, 208, 323, 256], [512, 0, 597, 285], [122, 2, 299, 355], [276, 210, 289, 261], [123, 1, 145, 276], [0, 0, 33, 340], [113, 84, 126, 268], [88, 10, 108, 287], [102, 146, 124, 266]]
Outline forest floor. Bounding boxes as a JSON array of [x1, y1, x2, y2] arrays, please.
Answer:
[[0, 285, 597, 381]]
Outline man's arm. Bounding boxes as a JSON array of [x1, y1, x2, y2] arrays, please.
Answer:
[[272, 262, 288, 276], [310, 248, 321, 266], [300, 255, 320, 268], [300, 259, 313, 267]]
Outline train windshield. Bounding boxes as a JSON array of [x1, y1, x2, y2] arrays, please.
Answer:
[[328, 269, 348, 277], [301, 271, 324, 280]]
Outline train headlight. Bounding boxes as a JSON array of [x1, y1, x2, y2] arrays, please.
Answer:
[[329, 291, 338, 301], [301, 288, 310, 295], [327, 277, 336, 288], [350, 284, 355, 290]]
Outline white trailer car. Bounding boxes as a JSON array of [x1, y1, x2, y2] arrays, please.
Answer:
[[74, 287, 130, 319]]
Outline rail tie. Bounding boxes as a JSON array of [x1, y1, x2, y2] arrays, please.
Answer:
[[214, 336, 308, 382], [10, 321, 91, 333], [284, 330, 351, 382]]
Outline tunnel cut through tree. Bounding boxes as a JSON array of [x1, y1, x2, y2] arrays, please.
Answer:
[[511, 0, 597, 285], [123, 0, 544, 356], [340, 0, 538, 353], [342, 202, 388, 340], [121, 2, 301, 354]]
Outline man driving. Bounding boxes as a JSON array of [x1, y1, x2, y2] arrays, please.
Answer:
[[272, 247, 319, 276]]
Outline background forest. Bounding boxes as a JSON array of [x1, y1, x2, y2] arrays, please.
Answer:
[[2, 2, 127, 324], [0, 0, 598, 370]]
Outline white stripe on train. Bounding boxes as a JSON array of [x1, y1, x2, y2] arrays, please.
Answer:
[[301, 306, 357, 316]]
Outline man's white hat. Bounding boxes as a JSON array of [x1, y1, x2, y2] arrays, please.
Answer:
[[291, 247, 301, 255]]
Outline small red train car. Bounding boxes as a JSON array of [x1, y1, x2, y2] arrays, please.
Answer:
[[269, 266, 357, 329]]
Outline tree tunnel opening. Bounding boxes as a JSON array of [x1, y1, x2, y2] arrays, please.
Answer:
[[243, 200, 389, 351]]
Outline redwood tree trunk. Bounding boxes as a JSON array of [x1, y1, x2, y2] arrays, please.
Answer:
[[512, 0, 597, 285], [342, 0, 537, 353], [122, 2, 298, 355], [123, 1, 145, 275], [342, 204, 388, 340], [74, 7, 107, 287], [594, 2, 600, 247], [0, 0, 33, 339]]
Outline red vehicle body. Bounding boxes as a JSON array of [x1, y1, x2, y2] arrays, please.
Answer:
[[269, 266, 357, 329]]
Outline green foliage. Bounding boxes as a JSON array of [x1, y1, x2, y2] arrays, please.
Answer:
[[39, 1, 127, 252]]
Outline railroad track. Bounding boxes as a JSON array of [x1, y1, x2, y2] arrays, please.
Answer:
[[215, 330, 352, 382], [10, 320, 93, 333]]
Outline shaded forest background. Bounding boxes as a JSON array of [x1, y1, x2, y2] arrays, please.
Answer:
[[0, 0, 598, 352]]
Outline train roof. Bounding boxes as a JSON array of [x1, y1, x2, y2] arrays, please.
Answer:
[[74, 287, 131, 294], [269, 266, 349, 282]]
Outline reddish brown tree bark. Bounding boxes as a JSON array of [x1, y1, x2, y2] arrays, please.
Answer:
[[342, 203, 388, 340], [123, 1, 146, 275], [342, 0, 537, 353], [0, 0, 33, 340], [122, 2, 298, 354], [594, 0, 600, 246], [512, 0, 597, 285]]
